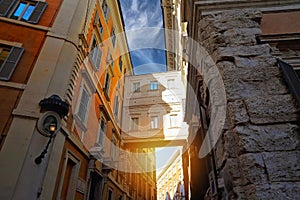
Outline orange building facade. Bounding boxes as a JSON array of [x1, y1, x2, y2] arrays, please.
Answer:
[[0, 0, 155, 199]]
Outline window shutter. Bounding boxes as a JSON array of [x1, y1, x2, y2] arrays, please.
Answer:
[[96, 48, 102, 70], [0, 0, 16, 16], [0, 46, 24, 81], [78, 88, 89, 121], [28, 1, 47, 24]]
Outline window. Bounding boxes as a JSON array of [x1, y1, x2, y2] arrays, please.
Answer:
[[170, 114, 178, 128], [150, 81, 158, 91], [102, 1, 110, 21], [119, 57, 123, 72], [150, 116, 158, 129], [133, 82, 140, 92], [77, 87, 90, 122], [94, 11, 103, 34], [131, 117, 139, 131], [114, 95, 119, 118], [107, 188, 113, 200], [111, 27, 116, 47], [104, 71, 111, 96], [0, 44, 24, 81], [90, 38, 102, 70], [0, 0, 48, 24], [97, 117, 106, 146], [167, 79, 175, 89]]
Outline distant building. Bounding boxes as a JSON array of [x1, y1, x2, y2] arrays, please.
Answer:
[[157, 148, 184, 200], [122, 71, 188, 148], [121, 70, 188, 200]]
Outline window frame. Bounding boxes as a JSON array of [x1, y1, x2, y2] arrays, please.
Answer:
[[76, 84, 91, 124], [149, 81, 158, 91], [111, 27, 116, 47], [0, 0, 48, 24], [102, 0, 110, 21], [113, 95, 120, 119], [89, 37, 102, 71], [133, 82, 140, 92], [103, 70, 111, 97], [131, 117, 139, 131], [150, 116, 158, 129], [0, 43, 24, 81], [170, 114, 178, 128], [96, 116, 107, 148]]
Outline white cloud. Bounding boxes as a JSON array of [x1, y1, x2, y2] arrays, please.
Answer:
[[125, 27, 165, 50], [120, 0, 166, 74]]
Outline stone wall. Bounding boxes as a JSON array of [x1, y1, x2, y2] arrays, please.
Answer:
[[196, 10, 300, 199]]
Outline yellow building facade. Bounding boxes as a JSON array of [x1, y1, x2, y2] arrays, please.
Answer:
[[157, 148, 184, 200], [0, 0, 155, 199]]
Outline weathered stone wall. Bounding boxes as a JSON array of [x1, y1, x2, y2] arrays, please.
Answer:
[[197, 10, 300, 199]]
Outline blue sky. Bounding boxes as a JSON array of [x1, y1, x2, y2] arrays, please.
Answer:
[[119, 0, 166, 75]]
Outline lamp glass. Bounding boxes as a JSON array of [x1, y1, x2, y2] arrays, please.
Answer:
[[49, 124, 56, 132]]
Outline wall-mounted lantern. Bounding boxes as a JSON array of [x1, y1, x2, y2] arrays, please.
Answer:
[[35, 95, 69, 164]]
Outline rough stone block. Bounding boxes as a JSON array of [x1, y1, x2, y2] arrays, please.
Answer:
[[245, 94, 298, 124], [243, 182, 300, 200], [238, 153, 268, 185], [215, 130, 240, 169], [228, 100, 249, 125], [223, 158, 243, 190], [215, 44, 271, 60], [223, 28, 262, 46], [234, 124, 300, 154], [234, 55, 277, 68], [262, 151, 300, 182]]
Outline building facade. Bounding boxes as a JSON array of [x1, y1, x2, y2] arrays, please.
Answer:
[[121, 70, 189, 199], [182, 0, 300, 199], [0, 0, 151, 199], [157, 148, 184, 200], [122, 71, 188, 148]]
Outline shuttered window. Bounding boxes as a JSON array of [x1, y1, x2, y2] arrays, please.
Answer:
[[104, 71, 111, 95], [0, 0, 17, 17], [113, 95, 119, 118], [111, 27, 116, 47], [77, 87, 90, 122], [97, 117, 106, 146], [90, 38, 102, 70], [0, 44, 24, 81], [102, 1, 110, 21], [0, 0, 47, 24]]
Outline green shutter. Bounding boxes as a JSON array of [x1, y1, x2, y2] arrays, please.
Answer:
[[0, 46, 24, 81], [28, 1, 47, 24], [0, 0, 16, 17]]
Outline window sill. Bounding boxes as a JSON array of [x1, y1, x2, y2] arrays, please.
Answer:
[[0, 16, 50, 31]]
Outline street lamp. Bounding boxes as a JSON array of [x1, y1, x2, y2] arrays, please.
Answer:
[[35, 95, 69, 164]]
